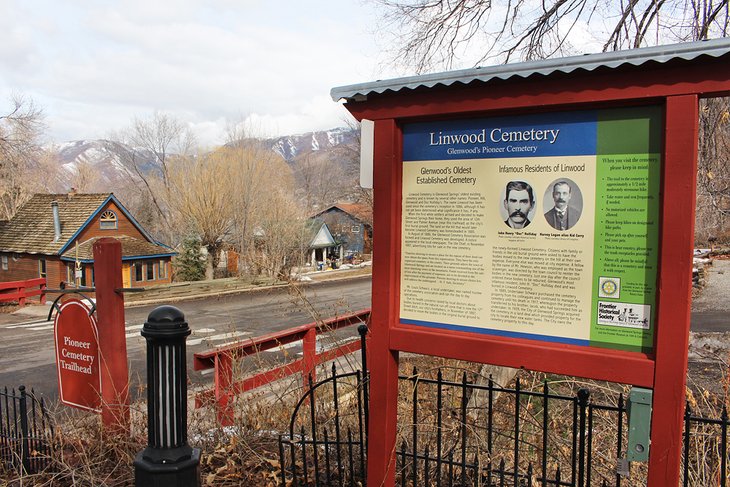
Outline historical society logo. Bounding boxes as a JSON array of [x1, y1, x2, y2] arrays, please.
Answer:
[[598, 277, 620, 299]]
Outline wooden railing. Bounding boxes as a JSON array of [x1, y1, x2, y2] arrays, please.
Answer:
[[193, 309, 370, 425], [0, 278, 46, 307]]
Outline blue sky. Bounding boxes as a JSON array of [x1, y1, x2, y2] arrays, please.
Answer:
[[0, 0, 393, 145]]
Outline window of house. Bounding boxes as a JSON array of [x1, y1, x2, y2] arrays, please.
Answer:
[[146, 261, 155, 281], [99, 210, 118, 230], [135, 262, 143, 281], [67, 264, 74, 284], [11, 253, 20, 261], [79, 265, 86, 287], [158, 260, 167, 279], [39, 259, 46, 278], [1, 255, 7, 271]]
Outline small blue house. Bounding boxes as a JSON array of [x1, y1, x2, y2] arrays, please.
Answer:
[[312, 203, 373, 258]]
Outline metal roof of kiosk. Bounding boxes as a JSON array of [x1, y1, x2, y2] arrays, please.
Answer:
[[331, 38, 730, 103]]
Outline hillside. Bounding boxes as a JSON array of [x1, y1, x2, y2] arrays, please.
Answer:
[[51, 127, 358, 189]]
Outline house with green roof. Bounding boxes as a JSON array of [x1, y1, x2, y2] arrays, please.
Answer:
[[0, 192, 175, 289]]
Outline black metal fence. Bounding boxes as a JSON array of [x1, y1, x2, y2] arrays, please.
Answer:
[[394, 369, 629, 486], [0, 385, 54, 475], [278, 339, 730, 486], [279, 366, 369, 486], [683, 402, 730, 487]]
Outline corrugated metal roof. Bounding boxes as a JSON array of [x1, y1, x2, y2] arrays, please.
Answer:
[[331, 39, 730, 102]]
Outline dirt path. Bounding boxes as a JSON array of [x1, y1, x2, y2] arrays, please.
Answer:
[[689, 258, 730, 393], [692, 258, 730, 313]]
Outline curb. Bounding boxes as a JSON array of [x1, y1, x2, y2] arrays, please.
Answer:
[[124, 271, 372, 308], [0, 317, 51, 328]]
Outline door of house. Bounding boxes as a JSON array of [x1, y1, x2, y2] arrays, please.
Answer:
[[122, 263, 130, 288]]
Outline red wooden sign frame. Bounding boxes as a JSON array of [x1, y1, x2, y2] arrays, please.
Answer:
[[339, 50, 730, 486]]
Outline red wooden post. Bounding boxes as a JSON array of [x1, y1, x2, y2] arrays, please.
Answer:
[[93, 238, 130, 434], [214, 352, 234, 426], [39, 279, 46, 305], [647, 95, 699, 486], [367, 119, 402, 487], [302, 327, 317, 384], [18, 283, 25, 307]]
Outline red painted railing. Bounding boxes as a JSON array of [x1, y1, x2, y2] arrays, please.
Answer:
[[0, 278, 46, 307], [193, 309, 371, 425]]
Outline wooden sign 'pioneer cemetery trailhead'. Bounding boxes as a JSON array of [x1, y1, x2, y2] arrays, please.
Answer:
[[54, 298, 101, 412]]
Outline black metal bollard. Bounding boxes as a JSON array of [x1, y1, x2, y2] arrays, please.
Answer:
[[134, 305, 201, 486]]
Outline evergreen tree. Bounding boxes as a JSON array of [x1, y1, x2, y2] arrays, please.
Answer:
[[174, 236, 205, 281]]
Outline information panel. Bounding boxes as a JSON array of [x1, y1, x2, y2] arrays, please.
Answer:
[[400, 107, 661, 352]]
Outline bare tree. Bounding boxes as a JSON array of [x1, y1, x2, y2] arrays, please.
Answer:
[[0, 95, 43, 154], [375, 0, 729, 73], [165, 142, 296, 280], [67, 160, 102, 193], [696, 97, 730, 241], [295, 150, 351, 211], [0, 95, 55, 220], [111, 112, 196, 237], [247, 191, 310, 279], [227, 144, 298, 277], [223, 123, 281, 264], [166, 151, 235, 279]]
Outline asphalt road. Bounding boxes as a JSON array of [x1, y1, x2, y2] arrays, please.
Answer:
[[0, 276, 372, 401], [2, 264, 727, 404]]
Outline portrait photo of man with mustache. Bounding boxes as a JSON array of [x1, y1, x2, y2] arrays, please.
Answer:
[[544, 179, 582, 231], [503, 180, 535, 229]]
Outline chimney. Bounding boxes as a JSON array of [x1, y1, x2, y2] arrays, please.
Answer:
[[52, 201, 61, 242]]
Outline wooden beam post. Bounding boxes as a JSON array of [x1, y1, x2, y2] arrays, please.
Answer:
[[93, 238, 130, 434]]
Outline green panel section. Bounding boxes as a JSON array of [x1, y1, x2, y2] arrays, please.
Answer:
[[597, 106, 663, 155], [627, 387, 653, 462], [590, 108, 662, 353]]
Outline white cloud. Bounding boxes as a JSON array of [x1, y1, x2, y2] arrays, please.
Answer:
[[0, 0, 388, 145]]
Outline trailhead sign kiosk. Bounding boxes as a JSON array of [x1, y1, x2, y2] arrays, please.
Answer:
[[332, 39, 730, 486]]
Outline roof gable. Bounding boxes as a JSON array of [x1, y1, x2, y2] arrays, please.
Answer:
[[0, 193, 165, 256], [314, 202, 373, 226], [57, 194, 162, 254], [311, 224, 336, 248], [304, 218, 337, 248]]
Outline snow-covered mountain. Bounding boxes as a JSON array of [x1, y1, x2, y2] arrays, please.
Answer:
[[54, 139, 158, 188], [268, 127, 357, 162], [53, 127, 357, 180], [49, 127, 359, 198]]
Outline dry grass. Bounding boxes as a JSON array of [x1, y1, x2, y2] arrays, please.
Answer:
[[2, 277, 728, 485], [2, 351, 729, 486]]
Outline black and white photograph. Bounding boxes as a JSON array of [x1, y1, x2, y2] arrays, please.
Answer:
[[543, 178, 583, 231], [501, 180, 536, 229]]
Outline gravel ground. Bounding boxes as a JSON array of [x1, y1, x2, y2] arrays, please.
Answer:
[[691, 258, 730, 312], [689, 257, 730, 393]]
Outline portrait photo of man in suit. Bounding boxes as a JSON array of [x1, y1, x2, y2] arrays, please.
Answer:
[[503, 180, 535, 229], [544, 180, 582, 230]]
